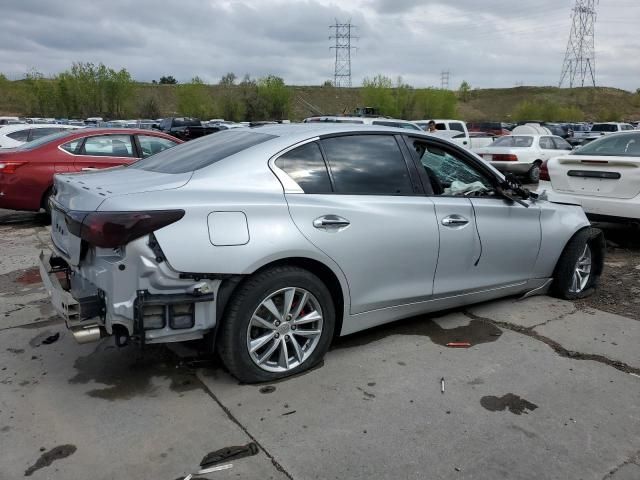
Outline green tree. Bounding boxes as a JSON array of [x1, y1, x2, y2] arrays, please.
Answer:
[[413, 88, 457, 119], [159, 75, 177, 84], [176, 77, 215, 118], [361, 74, 395, 116], [219, 72, 237, 86], [23, 70, 58, 116], [256, 75, 291, 120], [458, 81, 471, 102]]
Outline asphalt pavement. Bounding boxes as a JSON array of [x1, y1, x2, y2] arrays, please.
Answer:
[[0, 209, 638, 480]]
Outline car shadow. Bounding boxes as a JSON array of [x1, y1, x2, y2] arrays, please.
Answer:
[[0, 210, 49, 227]]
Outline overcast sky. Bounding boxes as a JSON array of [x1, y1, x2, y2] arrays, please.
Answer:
[[1, 0, 638, 90]]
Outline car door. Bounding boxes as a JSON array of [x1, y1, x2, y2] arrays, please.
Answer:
[[74, 134, 137, 171], [404, 135, 541, 295], [276, 134, 439, 314]]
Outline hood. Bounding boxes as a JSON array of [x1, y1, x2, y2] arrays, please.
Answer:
[[54, 166, 192, 211]]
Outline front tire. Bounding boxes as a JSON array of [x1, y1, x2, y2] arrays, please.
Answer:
[[217, 266, 335, 383], [527, 162, 541, 183], [551, 228, 601, 299]]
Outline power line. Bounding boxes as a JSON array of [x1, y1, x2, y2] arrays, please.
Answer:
[[329, 20, 357, 88], [559, 0, 598, 87]]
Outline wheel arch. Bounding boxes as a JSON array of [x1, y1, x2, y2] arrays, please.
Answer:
[[216, 256, 348, 339]]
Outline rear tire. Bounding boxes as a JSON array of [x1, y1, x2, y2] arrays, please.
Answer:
[[551, 228, 601, 300], [217, 266, 335, 383]]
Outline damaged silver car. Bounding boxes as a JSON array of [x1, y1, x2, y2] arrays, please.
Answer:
[[40, 125, 605, 382]]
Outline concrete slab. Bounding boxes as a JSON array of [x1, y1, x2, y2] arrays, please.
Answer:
[[198, 319, 640, 480], [608, 463, 640, 480], [467, 296, 576, 329], [0, 323, 288, 480], [535, 308, 640, 369]]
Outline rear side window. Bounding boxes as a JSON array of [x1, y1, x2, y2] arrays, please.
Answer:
[[6, 130, 30, 142], [321, 135, 413, 195], [61, 139, 82, 153], [131, 129, 277, 173], [275, 142, 332, 193], [82, 135, 134, 157]]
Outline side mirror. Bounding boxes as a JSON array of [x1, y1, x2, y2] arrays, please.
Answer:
[[151, 123, 159, 130]]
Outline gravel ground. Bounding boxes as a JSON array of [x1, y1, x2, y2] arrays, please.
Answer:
[[577, 224, 640, 321]]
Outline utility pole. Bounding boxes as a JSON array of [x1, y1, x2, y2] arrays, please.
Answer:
[[440, 70, 450, 90], [330, 20, 356, 87], [559, 0, 598, 88]]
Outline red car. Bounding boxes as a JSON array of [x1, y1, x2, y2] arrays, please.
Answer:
[[0, 128, 182, 213]]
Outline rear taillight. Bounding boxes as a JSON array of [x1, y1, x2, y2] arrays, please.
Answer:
[[0, 161, 27, 174], [66, 210, 184, 248], [492, 154, 518, 162], [540, 160, 550, 181]]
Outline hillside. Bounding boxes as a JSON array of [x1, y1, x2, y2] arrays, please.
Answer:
[[1, 81, 639, 122]]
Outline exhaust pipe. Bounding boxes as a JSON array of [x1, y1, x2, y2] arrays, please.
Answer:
[[72, 326, 102, 344]]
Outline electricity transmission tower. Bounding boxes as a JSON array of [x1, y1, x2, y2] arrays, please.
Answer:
[[329, 20, 356, 87], [559, 0, 598, 88], [440, 70, 450, 90]]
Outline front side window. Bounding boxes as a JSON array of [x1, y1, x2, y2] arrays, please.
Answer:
[[137, 135, 179, 158], [82, 135, 134, 157], [591, 124, 617, 132], [539, 137, 555, 150], [275, 142, 332, 194], [553, 137, 572, 150], [321, 135, 413, 195], [411, 139, 493, 196], [450, 122, 465, 133]]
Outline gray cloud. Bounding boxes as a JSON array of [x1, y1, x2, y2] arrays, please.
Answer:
[[0, 0, 637, 90]]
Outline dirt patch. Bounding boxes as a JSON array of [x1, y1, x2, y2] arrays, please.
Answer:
[[577, 226, 640, 320], [15, 267, 41, 285]]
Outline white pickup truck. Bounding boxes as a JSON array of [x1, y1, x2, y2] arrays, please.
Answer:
[[413, 119, 495, 150]]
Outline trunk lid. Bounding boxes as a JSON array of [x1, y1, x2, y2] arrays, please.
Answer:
[[53, 167, 192, 211], [549, 154, 640, 199]]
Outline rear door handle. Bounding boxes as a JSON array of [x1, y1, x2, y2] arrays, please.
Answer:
[[313, 215, 350, 230], [441, 215, 469, 227]]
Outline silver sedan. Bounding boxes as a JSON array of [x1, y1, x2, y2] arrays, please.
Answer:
[[40, 124, 604, 382]]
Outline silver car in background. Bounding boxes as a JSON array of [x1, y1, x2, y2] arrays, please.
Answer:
[[40, 125, 604, 382]]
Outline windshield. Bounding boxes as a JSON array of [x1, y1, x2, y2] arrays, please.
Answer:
[[492, 135, 533, 147], [590, 124, 618, 132], [573, 132, 640, 157], [130, 129, 277, 173], [16, 131, 74, 150]]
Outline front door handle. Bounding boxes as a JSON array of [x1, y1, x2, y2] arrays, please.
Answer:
[[313, 215, 350, 230], [441, 215, 469, 227]]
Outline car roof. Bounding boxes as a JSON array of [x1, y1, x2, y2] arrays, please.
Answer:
[[254, 123, 431, 140], [0, 124, 80, 134]]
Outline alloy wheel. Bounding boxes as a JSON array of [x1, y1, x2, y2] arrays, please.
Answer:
[[569, 244, 592, 293], [246, 287, 324, 373]]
